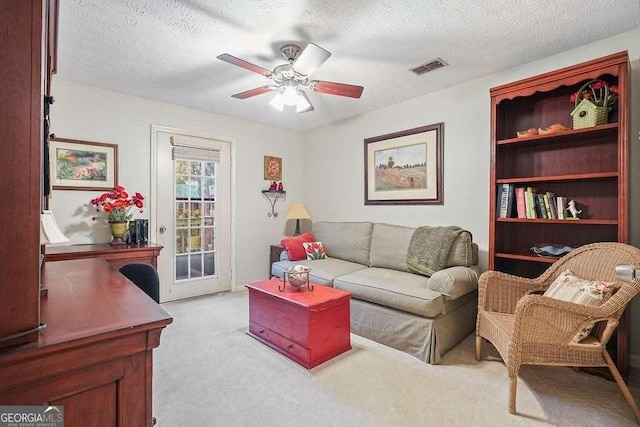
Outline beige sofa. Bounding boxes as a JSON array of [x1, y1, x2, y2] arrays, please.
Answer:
[[271, 221, 481, 364]]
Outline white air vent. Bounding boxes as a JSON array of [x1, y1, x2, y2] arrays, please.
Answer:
[[410, 58, 448, 75]]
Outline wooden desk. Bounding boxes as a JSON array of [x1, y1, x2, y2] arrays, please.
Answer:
[[0, 259, 173, 426], [46, 243, 163, 269]]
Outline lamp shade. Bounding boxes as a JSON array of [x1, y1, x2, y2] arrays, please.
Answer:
[[285, 203, 311, 220], [40, 210, 70, 246]]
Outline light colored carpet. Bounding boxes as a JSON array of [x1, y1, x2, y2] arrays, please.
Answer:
[[153, 291, 640, 426]]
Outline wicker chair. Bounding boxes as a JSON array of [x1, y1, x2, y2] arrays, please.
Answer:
[[476, 242, 640, 422]]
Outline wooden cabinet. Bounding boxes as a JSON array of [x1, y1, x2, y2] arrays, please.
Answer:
[[489, 51, 629, 375], [0, 259, 172, 426], [0, 0, 53, 349], [46, 243, 163, 270]]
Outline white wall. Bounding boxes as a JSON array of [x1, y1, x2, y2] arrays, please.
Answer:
[[304, 29, 640, 360], [49, 79, 304, 288]]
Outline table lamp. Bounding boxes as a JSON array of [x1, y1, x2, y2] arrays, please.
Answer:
[[615, 264, 640, 282], [285, 203, 311, 236], [40, 210, 70, 296], [41, 210, 70, 246]]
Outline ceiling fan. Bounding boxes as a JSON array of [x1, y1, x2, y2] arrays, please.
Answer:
[[217, 43, 364, 113]]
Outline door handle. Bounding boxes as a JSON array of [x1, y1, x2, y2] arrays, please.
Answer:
[[159, 226, 167, 234]]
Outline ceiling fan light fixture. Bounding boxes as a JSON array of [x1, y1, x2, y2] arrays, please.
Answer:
[[296, 93, 312, 113], [218, 42, 362, 111], [269, 92, 284, 111], [283, 85, 299, 106]]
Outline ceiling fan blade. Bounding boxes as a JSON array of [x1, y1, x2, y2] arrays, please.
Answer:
[[292, 43, 331, 76], [217, 53, 272, 77], [231, 86, 275, 99], [297, 91, 314, 113], [310, 80, 364, 98]]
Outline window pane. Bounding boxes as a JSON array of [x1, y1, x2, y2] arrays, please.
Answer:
[[190, 161, 202, 176], [204, 252, 215, 276], [190, 228, 201, 252], [190, 253, 203, 278], [203, 227, 214, 252], [176, 255, 188, 280], [176, 160, 189, 175], [176, 175, 189, 198], [190, 202, 202, 227], [204, 162, 215, 177], [204, 178, 215, 199], [175, 228, 188, 254], [188, 179, 201, 199]]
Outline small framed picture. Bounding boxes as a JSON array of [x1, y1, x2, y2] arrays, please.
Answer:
[[264, 155, 282, 181], [49, 137, 118, 191], [364, 123, 444, 205]]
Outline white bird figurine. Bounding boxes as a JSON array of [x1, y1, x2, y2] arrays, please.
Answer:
[[566, 199, 582, 219]]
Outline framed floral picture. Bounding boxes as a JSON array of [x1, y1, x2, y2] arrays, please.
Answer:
[[364, 123, 444, 205], [49, 137, 118, 191], [263, 155, 282, 181]]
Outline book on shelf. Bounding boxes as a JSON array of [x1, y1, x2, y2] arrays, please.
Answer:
[[525, 187, 533, 219], [536, 193, 548, 219], [526, 187, 539, 219], [497, 184, 515, 218], [515, 187, 526, 218], [557, 196, 567, 220], [506, 184, 515, 218], [546, 192, 557, 219], [497, 185, 507, 218]]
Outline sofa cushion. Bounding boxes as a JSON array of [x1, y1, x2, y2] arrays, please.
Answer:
[[333, 268, 445, 318], [369, 223, 413, 272], [302, 241, 327, 260], [271, 257, 368, 286], [280, 232, 316, 261], [427, 266, 480, 300], [312, 222, 373, 266]]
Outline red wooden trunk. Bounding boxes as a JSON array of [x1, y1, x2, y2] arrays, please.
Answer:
[[246, 279, 351, 369]]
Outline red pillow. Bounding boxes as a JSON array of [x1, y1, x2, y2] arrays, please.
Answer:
[[281, 233, 316, 261]]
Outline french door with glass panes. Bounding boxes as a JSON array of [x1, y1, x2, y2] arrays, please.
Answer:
[[152, 128, 231, 302]]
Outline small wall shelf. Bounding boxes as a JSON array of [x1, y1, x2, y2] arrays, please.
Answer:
[[262, 190, 286, 217]]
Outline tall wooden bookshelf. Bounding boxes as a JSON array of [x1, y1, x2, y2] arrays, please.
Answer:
[[488, 51, 629, 375]]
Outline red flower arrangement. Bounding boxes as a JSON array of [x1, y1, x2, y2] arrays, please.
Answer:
[[91, 185, 144, 222], [570, 79, 618, 109]]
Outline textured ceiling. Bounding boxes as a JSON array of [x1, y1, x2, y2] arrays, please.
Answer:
[[58, 0, 640, 132]]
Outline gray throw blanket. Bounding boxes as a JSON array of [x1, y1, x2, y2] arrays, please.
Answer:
[[407, 226, 465, 277]]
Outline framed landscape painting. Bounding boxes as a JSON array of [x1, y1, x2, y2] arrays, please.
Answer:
[[50, 138, 118, 191], [364, 123, 443, 205]]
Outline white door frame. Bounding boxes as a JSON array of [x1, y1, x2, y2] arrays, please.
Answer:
[[150, 125, 236, 298]]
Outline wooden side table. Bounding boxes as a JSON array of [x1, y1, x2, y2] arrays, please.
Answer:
[[45, 243, 163, 270], [269, 244, 284, 277], [246, 279, 351, 369]]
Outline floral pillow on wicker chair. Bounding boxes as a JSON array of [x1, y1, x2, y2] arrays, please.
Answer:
[[543, 269, 615, 342]]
